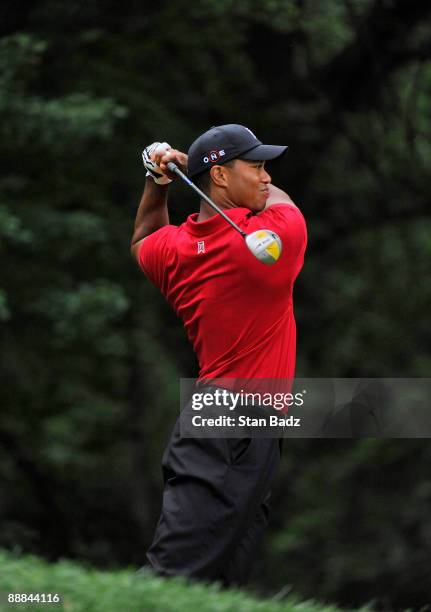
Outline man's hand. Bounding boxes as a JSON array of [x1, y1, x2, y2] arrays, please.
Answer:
[[155, 147, 188, 179], [142, 142, 188, 184], [142, 142, 173, 185]]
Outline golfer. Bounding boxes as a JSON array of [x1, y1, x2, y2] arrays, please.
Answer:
[[131, 124, 307, 587]]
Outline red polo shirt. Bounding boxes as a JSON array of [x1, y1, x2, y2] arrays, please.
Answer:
[[139, 203, 307, 383]]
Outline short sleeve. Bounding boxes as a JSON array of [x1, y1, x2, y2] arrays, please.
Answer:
[[250, 203, 307, 262], [138, 225, 173, 287]]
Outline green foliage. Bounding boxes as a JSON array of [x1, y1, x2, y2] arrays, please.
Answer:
[[0, 289, 10, 321], [0, 205, 32, 246], [0, 34, 127, 147], [0, 549, 345, 612], [32, 280, 128, 348], [267, 439, 431, 606]]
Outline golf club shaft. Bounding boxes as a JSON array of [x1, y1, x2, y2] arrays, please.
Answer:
[[167, 161, 247, 238]]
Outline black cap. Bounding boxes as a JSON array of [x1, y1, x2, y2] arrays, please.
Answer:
[[187, 124, 288, 178]]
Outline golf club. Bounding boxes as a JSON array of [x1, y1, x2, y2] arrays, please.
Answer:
[[167, 161, 282, 265]]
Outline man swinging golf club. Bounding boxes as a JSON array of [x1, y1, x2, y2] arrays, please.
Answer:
[[131, 124, 307, 587]]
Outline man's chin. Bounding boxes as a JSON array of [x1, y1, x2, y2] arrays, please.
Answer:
[[241, 198, 266, 213], [255, 199, 268, 213]]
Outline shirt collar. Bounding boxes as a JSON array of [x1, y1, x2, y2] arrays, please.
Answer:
[[184, 207, 254, 236]]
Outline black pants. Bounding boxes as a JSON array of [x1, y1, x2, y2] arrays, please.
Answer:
[[146, 410, 282, 587]]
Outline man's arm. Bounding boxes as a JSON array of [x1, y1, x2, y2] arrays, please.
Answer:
[[264, 184, 299, 210], [130, 178, 169, 261], [130, 148, 187, 263]]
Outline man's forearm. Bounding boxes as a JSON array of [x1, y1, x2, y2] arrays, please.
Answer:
[[264, 184, 296, 209], [131, 178, 169, 247]]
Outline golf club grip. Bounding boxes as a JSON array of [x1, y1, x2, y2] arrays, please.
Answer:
[[166, 161, 200, 190], [167, 161, 180, 175]]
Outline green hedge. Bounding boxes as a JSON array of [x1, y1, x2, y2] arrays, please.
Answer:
[[0, 550, 349, 612]]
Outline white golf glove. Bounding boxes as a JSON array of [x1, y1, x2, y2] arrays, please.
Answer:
[[142, 141, 172, 185]]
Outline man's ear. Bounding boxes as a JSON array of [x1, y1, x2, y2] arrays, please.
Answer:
[[210, 165, 229, 188]]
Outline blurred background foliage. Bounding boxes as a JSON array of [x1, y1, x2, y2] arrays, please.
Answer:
[[0, 0, 430, 609]]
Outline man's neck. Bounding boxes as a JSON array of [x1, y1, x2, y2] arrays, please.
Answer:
[[197, 197, 236, 222]]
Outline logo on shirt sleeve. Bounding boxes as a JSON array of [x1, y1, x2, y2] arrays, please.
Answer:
[[197, 241, 205, 254]]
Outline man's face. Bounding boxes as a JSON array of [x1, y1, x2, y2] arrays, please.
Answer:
[[223, 159, 271, 212]]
